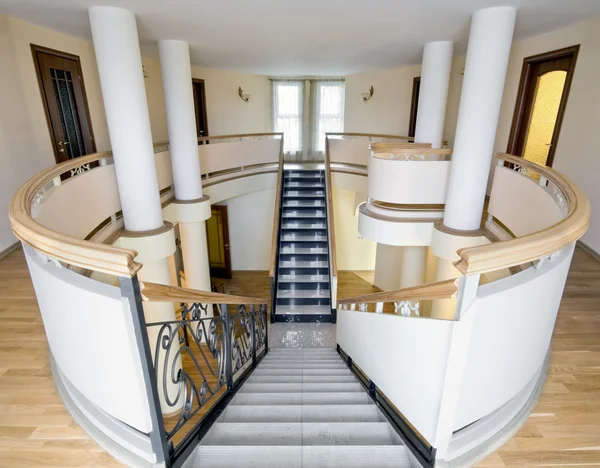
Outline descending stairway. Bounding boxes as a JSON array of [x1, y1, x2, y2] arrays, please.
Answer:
[[273, 170, 333, 323], [186, 348, 413, 468]]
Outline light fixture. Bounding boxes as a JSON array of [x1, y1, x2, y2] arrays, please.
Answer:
[[361, 86, 374, 102], [142, 64, 149, 79], [238, 86, 251, 103]]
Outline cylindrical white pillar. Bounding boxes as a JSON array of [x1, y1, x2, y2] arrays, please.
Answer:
[[179, 221, 212, 291], [88, 6, 163, 232], [159, 39, 212, 296], [158, 40, 203, 200], [399, 246, 428, 289], [414, 41, 454, 149], [443, 7, 517, 231]]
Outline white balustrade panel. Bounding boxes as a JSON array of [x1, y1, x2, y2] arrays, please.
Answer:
[[368, 158, 451, 205], [488, 167, 563, 237], [328, 138, 371, 166], [23, 246, 152, 432], [35, 164, 122, 240], [199, 139, 281, 175], [337, 310, 454, 443], [154, 150, 174, 191], [454, 243, 575, 429]]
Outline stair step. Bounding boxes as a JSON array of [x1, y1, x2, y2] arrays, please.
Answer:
[[220, 405, 381, 424], [259, 363, 346, 370], [281, 223, 327, 229], [231, 392, 372, 406], [247, 375, 357, 384], [251, 369, 352, 377], [283, 191, 325, 198], [278, 275, 329, 283], [190, 446, 409, 468], [280, 247, 328, 254], [274, 305, 332, 316], [281, 235, 328, 242], [276, 290, 331, 299], [202, 422, 392, 446], [302, 446, 410, 467], [283, 201, 326, 208], [239, 383, 362, 394], [279, 261, 329, 268]]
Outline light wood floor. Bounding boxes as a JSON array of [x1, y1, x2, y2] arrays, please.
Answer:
[[0, 247, 599, 467]]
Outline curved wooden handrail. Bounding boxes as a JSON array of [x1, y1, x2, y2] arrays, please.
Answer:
[[338, 278, 458, 305], [325, 138, 337, 280], [269, 138, 285, 278], [455, 154, 591, 275], [140, 281, 266, 305], [198, 132, 283, 143], [326, 132, 413, 140], [9, 151, 142, 277]]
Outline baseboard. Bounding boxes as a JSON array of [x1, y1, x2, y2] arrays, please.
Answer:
[[0, 241, 20, 261], [577, 240, 600, 263]]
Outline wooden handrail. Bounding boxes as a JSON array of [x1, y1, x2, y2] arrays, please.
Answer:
[[338, 279, 458, 305], [370, 142, 432, 152], [326, 132, 414, 140], [269, 138, 285, 278], [9, 151, 142, 277], [325, 138, 337, 280], [198, 132, 283, 143], [141, 281, 266, 305], [455, 154, 590, 275]]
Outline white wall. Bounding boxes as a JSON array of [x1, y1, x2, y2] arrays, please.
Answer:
[[333, 188, 376, 270], [220, 189, 275, 270], [373, 244, 403, 290], [493, 14, 600, 252]]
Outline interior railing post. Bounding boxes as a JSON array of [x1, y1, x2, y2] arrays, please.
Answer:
[[222, 304, 234, 392], [119, 275, 170, 466], [250, 304, 257, 368], [264, 303, 269, 353]]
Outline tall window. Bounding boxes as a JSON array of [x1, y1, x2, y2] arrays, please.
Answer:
[[272, 79, 345, 159], [313, 81, 345, 153], [272, 81, 303, 153]]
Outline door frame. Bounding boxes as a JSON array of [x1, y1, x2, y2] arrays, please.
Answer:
[[192, 78, 209, 141], [207, 204, 232, 279], [31, 44, 97, 164], [506, 45, 579, 167]]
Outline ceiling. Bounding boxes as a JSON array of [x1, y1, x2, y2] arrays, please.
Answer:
[[1, 0, 599, 76]]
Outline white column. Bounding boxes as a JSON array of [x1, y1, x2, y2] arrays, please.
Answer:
[[158, 40, 203, 200], [89, 7, 180, 415], [399, 246, 428, 289], [443, 7, 517, 231], [414, 41, 454, 149], [159, 40, 212, 296], [88, 7, 163, 232]]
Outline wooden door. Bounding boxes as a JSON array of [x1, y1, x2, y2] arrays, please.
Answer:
[[192, 79, 209, 143], [206, 205, 232, 279], [408, 76, 421, 138], [507, 45, 579, 167], [32, 45, 96, 164]]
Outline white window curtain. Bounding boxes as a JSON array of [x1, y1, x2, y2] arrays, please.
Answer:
[[271, 79, 345, 162], [272, 80, 303, 155]]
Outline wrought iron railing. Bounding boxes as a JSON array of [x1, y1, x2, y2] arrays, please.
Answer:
[[145, 301, 269, 465]]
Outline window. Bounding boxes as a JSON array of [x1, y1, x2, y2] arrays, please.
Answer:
[[272, 81, 303, 153], [271, 79, 345, 158], [313, 81, 345, 152]]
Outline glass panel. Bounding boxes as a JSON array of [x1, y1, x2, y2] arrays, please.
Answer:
[[315, 82, 345, 152], [273, 81, 303, 153], [51, 68, 86, 159], [522, 70, 567, 168]]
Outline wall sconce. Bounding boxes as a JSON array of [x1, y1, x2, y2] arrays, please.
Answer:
[[361, 86, 374, 102], [238, 86, 251, 103], [142, 64, 149, 79]]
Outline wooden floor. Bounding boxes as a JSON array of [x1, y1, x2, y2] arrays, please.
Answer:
[[0, 246, 599, 466]]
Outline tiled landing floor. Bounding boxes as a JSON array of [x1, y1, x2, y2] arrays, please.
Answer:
[[269, 323, 336, 348]]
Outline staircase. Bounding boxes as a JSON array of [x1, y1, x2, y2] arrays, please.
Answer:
[[186, 348, 412, 467], [273, 170, 333, 323]]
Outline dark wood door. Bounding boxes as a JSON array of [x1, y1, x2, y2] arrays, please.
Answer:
[[206, 205, 232, 279], [408, 76, 421, 138], [507, 45, 579, 167], [192, 79, 209, 143], [32, 45, 96, 164]]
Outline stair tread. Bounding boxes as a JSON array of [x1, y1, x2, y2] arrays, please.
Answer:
[[231, 392, 372, 406], [221, 404, 379, 424], [279, 261, 329, 268], [191, 446, 409, 468], [276, 290, 331, 299], [281, 235, 328, 242]]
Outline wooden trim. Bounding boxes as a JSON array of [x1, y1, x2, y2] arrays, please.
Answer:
[[30, 44, 97, 164], [370, 201, 444, 212], [120, 222, 173, 238], [338, 278, 458, 305], [360, 204, 440, 224], [0, 242, 20, 261], [408, 77, 421, 138], [140, 281, 266, 305], [434, 222, 488, 238], [506, 45, 580, 167], [198, 132, 283, 143], [269, 139, 284, 278], [326, 132, 413, 141], [455, 153, 590, 275], [325, 138, 337, 279]]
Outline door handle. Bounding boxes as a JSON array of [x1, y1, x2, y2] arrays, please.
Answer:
[[224, 244, 229, 249]]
